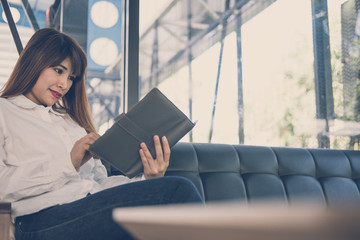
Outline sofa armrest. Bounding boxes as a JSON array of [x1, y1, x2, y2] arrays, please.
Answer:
[[0, 202, 11, 240]]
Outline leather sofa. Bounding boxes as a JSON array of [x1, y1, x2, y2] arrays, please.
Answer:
[[2, 142, 360, 239], [165, 142, 360, 206]]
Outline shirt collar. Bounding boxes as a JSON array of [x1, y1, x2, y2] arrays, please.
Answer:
[[8, 95, 65, 116]]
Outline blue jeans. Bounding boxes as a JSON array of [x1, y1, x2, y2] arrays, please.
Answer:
[[15, 176, 203, 240]]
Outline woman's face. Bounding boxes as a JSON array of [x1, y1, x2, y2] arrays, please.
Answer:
[[25, 57, 76, 106]]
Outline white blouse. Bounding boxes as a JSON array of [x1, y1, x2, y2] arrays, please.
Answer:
[[0, 95, 143, 222]]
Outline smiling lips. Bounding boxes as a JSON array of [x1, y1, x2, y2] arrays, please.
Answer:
[[49, 89, 62, 99]]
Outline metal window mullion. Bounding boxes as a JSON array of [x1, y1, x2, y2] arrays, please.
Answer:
[[0, 0, 23, 55], [21, 0, 39, 31], [122, 0, 139, 112], [311, 0, 333, 148]]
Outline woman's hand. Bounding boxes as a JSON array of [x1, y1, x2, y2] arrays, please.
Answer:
[[71, 132, 100, 171], [140, 135, 170, 179]]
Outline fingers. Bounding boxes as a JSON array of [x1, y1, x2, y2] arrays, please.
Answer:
[[85, 132, 100, 144], [81, 132, 100, 150], [71, 132, 100, 170], [83, 132, 101, 159], [139, 147, 150, 171], [140, 135, 171, 179], [139, 142, 151, 166], [161, 136, 171, 163], [140, 135, 166, 161]]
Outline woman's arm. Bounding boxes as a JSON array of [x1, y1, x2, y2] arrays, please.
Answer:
[[0, 128, 78, 202], [0, 158, 78, 203], [70, 132, 100, 171]]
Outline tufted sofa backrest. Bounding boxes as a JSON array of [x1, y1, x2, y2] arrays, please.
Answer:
[[166, 142, 360, 206]]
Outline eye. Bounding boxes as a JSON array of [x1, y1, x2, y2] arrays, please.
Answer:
[[68, 75, 77, 81], [54, 68, 63, 74]]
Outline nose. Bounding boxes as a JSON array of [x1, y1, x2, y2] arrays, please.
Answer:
[[58, 75, 69, 89]]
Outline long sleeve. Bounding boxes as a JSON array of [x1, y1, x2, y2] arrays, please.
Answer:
[[0, 95, 146, 220], [0, 127, 78, 202], [90, 159, 145, 190], [0, 96, 87, 218]]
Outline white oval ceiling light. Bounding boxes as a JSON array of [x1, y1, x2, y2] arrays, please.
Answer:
[[89, 37, 118, 66], [2, 7, 21, 24], [90, 1, 119, 29]]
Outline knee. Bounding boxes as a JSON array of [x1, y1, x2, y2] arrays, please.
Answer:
[[162, 176, 203, 203], [162, 176, 194, 188]]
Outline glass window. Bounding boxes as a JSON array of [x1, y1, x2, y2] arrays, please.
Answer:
[[0, 0, 123, 134], [139, 0, 358, 149], [1, 0, 358, 150]]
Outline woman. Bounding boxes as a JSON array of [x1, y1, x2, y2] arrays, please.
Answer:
[[0, 28, 202, 240]]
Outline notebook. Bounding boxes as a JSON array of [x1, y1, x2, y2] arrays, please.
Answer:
[[89, 88, 195, 178]]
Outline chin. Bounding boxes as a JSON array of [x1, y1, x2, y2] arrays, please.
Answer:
[[48, 98, 59, 106], [42, 101, 56, 107]]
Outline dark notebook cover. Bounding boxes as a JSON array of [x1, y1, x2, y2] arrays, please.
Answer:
[[89, 88, 195, 178]]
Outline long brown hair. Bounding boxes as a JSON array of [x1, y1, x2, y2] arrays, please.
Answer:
[[1, 28, 96, 133]]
